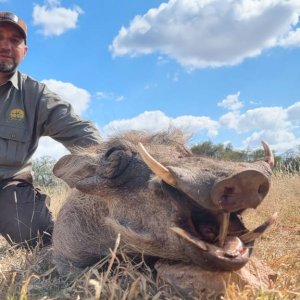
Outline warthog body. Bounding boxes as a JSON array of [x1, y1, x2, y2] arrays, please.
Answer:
[[52, 130, 274, 279]]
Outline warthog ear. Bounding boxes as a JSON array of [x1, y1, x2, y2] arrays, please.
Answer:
[[53, 153, 98, 187]]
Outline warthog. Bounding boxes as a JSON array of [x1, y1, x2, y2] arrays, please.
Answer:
[[52, 130, 275, 285]]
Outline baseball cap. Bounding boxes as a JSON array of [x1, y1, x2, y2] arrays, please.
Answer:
[[0, 12, 27, 41]]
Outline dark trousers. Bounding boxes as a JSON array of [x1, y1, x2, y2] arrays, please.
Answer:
[[0, 179, 53, 248]]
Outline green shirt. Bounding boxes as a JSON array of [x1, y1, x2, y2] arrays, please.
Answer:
[[0, 71, 102, 180]]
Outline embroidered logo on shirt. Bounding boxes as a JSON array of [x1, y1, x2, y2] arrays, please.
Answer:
[[10, 109, 25, 121]]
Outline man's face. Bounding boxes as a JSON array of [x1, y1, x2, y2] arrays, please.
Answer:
[[0, 22, 27, 73]]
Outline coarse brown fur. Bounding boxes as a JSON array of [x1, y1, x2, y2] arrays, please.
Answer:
[[52, 130, 273, 289]]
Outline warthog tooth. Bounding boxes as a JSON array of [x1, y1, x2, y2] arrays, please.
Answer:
[[223, 237, 244, 258], [218, 212, 230, 247], [137, 143, 177, 186], [170, 227, 208, 251], [240, 212, 278, 243]]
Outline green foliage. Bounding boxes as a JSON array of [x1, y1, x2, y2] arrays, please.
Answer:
[[191, 141, 247, 161], [32, 156, 59, 187], [191, 141, 300, 173]]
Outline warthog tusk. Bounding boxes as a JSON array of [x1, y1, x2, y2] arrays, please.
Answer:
[[261, 141, 274, 169], [170, 227, 208, 251], [137, 142, 177, 187], [218, 212, 230, 247], [240, 212, 278, 243]]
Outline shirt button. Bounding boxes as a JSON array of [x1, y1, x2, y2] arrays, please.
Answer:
[[10, 133, 16, 138]]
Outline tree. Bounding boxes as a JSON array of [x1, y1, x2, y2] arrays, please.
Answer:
[[32, 156, 59, 187], [190, 141, 284, 167], [191, 141, 246, 161]]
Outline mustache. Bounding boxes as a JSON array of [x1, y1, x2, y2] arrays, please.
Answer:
[[0, 50, 12, 55]]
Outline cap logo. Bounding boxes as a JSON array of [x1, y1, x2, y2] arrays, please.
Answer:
[[10, 108, 25, 121]]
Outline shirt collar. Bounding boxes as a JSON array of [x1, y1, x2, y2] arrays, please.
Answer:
[[7, 71, 19, 90]]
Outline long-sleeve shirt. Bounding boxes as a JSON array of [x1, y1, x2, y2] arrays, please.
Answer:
[[0, 71, 102, 180]]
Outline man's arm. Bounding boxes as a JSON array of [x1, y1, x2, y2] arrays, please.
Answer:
[[37, 85, 102, 151]]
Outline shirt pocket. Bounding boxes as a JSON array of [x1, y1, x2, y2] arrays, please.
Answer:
[[0, 124, 30, 167]]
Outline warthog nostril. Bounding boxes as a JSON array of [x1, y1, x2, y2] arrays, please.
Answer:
[[224, 187, 234, 195], [258, 182, 269, 198]]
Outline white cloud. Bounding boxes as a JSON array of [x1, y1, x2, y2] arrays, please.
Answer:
[[171, 115, 219, 137], [220, 106, 289, 132], [218, 92, 243, 111], [33, 0, 83, 36], [33, 137, 68, 159], [95, 91, 125, 102], [116, 96, 125, 102], [101, 100, 300, 153], [110, 0, 300, 68], [96, 91, 112, 99], [167, 71, 180, 82], [286, 101, 300, 123], [279, 28, 300, 47], [103, 110, 219, 137], [144, 83, 158, 90], [157, 55, 169, 65], [218, 100, 300, 152], [218, 111, 240, 129], [242, 130, 300, 153], [42, 79, 90, 116]]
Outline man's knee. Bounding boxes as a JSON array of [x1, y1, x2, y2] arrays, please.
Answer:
[[0, 181, 53, 247]]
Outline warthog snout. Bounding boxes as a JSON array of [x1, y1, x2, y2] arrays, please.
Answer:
[[211, 169, 271, 212]]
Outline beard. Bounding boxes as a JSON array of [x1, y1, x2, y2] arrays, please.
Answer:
[[0, 61, 17, 73]]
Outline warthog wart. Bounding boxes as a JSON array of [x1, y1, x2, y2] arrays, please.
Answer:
[[52, 130, 275, 277]]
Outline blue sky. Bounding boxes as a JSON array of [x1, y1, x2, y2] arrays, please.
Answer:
[[2, 0, 300, 158]]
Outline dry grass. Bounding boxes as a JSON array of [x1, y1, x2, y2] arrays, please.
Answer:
[[0, 173, 299, 299], [229, 173, 300, 299]]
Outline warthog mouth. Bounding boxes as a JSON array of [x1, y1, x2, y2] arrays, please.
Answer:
[[137, 141, 276, 271], [170, 209, 277, 270]]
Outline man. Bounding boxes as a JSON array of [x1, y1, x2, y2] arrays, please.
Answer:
[[0, 12, 102, 247]]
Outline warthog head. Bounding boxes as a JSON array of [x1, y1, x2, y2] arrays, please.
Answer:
[[52, 130, 275, 274]]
